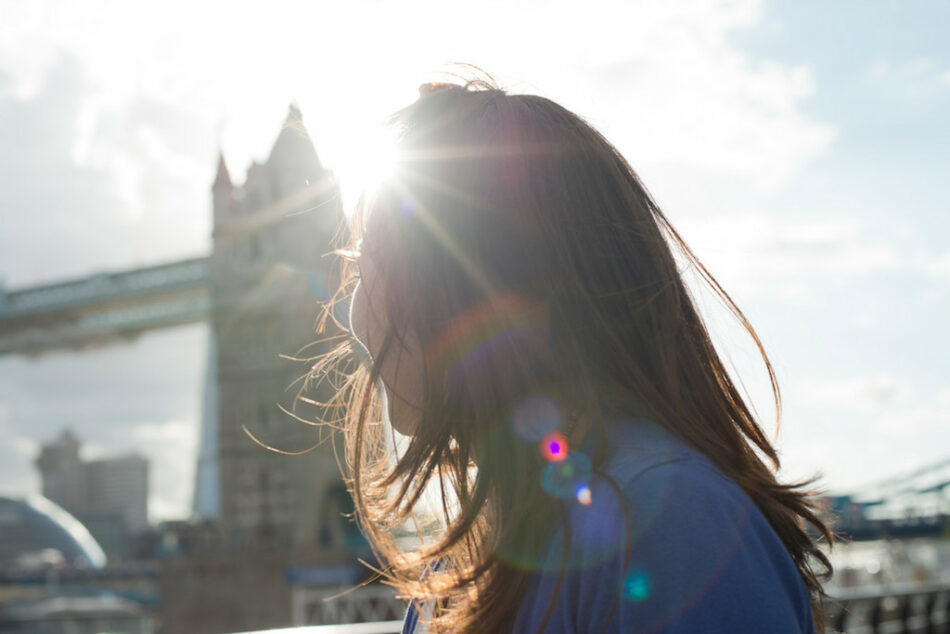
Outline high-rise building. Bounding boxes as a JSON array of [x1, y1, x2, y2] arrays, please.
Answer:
[[207, 104, 348, 550], [35, 430, 149, 558], [34, 429, 84, 511]]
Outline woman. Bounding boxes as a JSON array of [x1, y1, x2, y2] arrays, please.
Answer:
[[314, 73, 833, 633]]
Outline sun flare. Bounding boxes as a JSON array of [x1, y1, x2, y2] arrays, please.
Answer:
[[333, 123, 400, 217]]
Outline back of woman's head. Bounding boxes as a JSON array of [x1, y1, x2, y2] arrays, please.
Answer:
[[360, 83, 693, 439], [317, 74, 832, 633]]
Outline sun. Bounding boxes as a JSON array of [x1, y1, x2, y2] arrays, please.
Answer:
[[332, 122, 400, 218]]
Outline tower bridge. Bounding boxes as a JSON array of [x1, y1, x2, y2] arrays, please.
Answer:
[[827, 455, 950, 540], [0, 104, 350, 555], [0, 256, 210, 356]]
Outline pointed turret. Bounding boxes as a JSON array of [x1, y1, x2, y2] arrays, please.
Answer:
[[213, 151, 232, 190], [286, 101, 302, 125], [267, 103, 323, 172], [212, 150, 237, 231]]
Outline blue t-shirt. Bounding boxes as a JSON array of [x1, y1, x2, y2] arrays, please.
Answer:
[[403, 417, 815, 633]]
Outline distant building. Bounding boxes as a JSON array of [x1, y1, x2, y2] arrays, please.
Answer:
[[35, 430, 148, 559], [34, 429, 84, 512], [83, 454, 149, 532]]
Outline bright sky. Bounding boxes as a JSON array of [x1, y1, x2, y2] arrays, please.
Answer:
[[1, 0, 948, 521]]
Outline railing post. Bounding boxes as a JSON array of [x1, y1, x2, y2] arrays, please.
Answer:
[[833, 600, 850, 634], [827, 583, 950, 634], [870, 597, 884, 634], [922, 592, 936, 634], [898, 595, 912, 634], [941, 593, 950, 634], [291, 587, 303, 626]]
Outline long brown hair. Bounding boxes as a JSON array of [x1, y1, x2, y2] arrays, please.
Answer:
[[310, 71, 833, 633]]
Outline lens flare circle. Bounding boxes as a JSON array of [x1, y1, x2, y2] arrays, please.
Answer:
[[624, 567, 652, 602], [542, 451, 591, 498], [512, 395, 562, 443], [576, 485, 592, 506]]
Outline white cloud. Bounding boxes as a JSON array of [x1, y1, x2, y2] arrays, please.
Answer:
[[796, 374, 915, 414], [0, 54, 214, 286], [131, 419, 196, 444], [675, 212, 904, 298], [131, 419, 198, 521], [570, 3, 833, 191], [864, 60, 892, 82], [778, 384, 950, 493], [887, 404, 950, 436], [863, 56, 950, 95], [774, 280, 813, 303], [11, 436, 38, 458], [922, 252, 950, 278], [80, 442, 111, 461], [149, 496, 187, 523]]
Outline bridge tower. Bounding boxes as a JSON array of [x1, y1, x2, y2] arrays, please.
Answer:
[[207, 104, 347, 550]]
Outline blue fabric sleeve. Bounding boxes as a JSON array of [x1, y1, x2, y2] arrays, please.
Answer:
[[514, 457, 814, 633]]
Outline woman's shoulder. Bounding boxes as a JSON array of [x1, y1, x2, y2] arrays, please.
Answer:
[[595, 416, 704, 483], [577, 417, 736, 519], [566, 418, 756, 568], [515, 418, 815, 632], [572, 430, 770, 565], [588, 417, 771, 537]]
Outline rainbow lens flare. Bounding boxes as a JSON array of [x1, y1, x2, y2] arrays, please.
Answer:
[[427, 294, 549, 389], [398, 197, 415, 216], [624, 568, 652, 602], [541, 451, 592, 499], [576, 485, 592, 506], [540, 432, 568, 462], [512, 395, 561, 443]]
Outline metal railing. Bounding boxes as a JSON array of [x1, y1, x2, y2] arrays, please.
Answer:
[[234, 623, 402, 634], [290, 585, 405, 627], [825, 580, 950, 633], [228, 581, 950, 634]]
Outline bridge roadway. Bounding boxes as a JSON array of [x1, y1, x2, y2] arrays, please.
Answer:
[[0, 256, 210, 356]]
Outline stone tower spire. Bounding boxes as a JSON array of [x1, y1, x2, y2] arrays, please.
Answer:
[[213, 150, 232, 190], [212, 150, 235, 230]]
